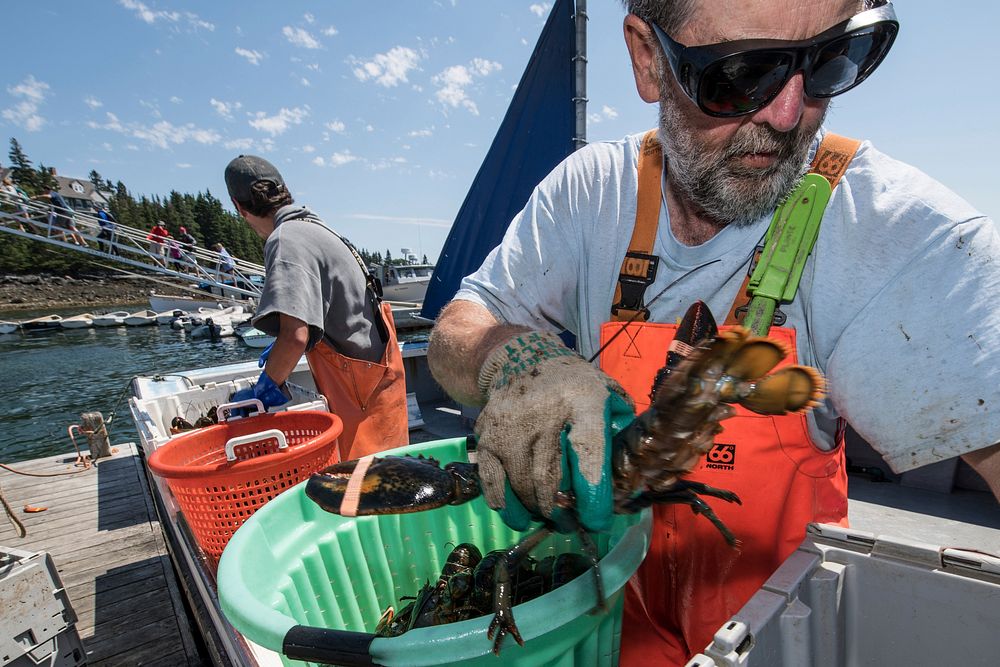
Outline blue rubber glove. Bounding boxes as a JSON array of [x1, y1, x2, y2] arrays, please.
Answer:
[[474, 331, 635, 533], [230, 371, 290, 412], [258, 342, 273, 368]]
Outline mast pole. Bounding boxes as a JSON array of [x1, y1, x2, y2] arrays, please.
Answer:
[[573, 0, 588, 151]]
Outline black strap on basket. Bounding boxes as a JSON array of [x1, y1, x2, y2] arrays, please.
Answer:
[[283, 626, 379, 666]]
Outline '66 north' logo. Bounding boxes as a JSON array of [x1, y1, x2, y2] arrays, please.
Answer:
[[706, 443, 735, 471]]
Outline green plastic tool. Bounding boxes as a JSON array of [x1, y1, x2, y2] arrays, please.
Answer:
[[743, 173, 832, 335]]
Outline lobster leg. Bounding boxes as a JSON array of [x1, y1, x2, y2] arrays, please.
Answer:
[[627, 480, 742, 547], [487, 525, 552, 655]]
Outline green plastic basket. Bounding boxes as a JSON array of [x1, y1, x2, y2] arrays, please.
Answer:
[[218, 437, 652, 666]]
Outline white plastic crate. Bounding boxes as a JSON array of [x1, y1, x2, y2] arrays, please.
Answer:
[[1, 548, 83, 667], [132, 377, 327, 449], [6, 626, 86, 667], [688, 524, 1000, 667]]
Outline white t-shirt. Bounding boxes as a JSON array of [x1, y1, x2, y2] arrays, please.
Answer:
[[456, 131, 1000, 473]]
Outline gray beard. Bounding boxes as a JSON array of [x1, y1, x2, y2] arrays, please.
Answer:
[[657, 87, 826, 229]]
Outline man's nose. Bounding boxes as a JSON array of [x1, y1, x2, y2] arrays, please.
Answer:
[[751, 72, 806, 132]]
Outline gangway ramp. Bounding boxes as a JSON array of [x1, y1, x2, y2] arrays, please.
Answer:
[[0, 190, 264, 300]]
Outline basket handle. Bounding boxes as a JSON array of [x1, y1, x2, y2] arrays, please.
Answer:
[[224, 429, 288, 462], [218, 398, 264, 421], [283, 626, 377, 666]]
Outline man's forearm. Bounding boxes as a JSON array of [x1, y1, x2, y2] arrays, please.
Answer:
[[427, 300, 529, 406], [263, 314, 310, 386]]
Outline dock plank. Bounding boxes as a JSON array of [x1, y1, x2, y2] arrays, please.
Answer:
[[0, 444, 204, 665]]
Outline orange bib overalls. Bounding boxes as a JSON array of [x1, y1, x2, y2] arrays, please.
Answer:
[[605, 131, 856, 665], [306, 297, 409, 462]]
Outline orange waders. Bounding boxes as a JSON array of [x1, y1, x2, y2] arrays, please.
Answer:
[[603, 323, 847, 665], [306, 300, 409, 462], [604, 131, 858, 665]]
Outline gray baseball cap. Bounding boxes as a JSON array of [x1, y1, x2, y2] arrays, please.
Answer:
[[224, 155, 286, 202]]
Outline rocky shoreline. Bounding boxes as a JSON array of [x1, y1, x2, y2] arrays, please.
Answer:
[[0, 273, 190, 314]]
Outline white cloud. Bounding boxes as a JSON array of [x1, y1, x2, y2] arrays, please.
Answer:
[[300, 77, 311, 87], [348, 213, 452, 228], [84, 96, 103, 110], [529, 3, 552, 18], [248, 106, 309, 136], [283, 26, 321, 50], [101, 142, 113, 151], [312, 156, 325, 166], [88, 111, 221, 149], [352, 46, 420, 88], [170, 96, 182, 104], [329, 150, 357, 166], [176, 163, 192, 168], [2, 75, 50, 132], [408, 128, 433, 137], [322, 26, 338, 36], [210, 98, 242, 120], [306, 63, 321, 71], [224, 137, 254, 150], [235, 47, 264, 65], [118, 0, 214, 31], [588, 105, 620, 124], [303, 12, 315, 24], [325, 120, 346, 133], [433, 59, 501, 115], [365, 124, 374, 132], [302, 145, 316, 153]]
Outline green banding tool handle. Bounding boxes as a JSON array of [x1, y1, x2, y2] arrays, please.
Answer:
[[744, 173, 832, 336]]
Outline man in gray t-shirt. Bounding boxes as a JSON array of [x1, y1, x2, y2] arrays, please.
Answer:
[[225, 155, 408, 459]]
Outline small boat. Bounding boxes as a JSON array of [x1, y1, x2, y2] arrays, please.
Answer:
[[60, 313, 95, 329], [124, 309, 158, 326], [235, 325, 274, 349], [191, 318, 235, 340], [92, 311, 130, 327], [155, 309, 187, 325], [20, 314, 63, 331], [0, 320, 19, 334]]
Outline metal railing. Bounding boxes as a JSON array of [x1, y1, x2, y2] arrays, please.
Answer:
[[0, 191, 264, 300]]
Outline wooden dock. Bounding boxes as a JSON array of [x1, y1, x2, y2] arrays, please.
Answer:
[[0, 443, 204, 666]]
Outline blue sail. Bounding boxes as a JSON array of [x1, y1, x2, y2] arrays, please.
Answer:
[[420, 0, 578, 320]]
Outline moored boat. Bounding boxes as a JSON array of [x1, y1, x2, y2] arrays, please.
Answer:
[[0, 320, 19, 334], [20, 314, 63, 331], [92, 310, 130, 327], [124, 309, 158, 326], [235, 325, 274, 349], [60, 313, 95, 329], [155, 309, 187, 325]]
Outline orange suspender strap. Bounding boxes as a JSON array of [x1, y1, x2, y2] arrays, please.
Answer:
[[723, 133, 862, 327], [611, 130, 663, 322]]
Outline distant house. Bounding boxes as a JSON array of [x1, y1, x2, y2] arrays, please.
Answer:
[[50, 169, 111, 213], [1, 166, 112, 212]]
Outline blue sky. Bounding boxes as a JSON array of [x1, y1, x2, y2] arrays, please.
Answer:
[[2, 1, 995, 263]]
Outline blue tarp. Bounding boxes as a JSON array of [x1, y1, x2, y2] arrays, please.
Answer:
[[420, 0, 577, 321]]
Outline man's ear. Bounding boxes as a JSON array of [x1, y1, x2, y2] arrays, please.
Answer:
[[623, 14, 662, 104]]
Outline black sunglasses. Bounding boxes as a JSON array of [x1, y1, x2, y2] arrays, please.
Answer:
[[650, 3, 899, 118]]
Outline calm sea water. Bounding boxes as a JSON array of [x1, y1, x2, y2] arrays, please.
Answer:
[[0, 306, 432, 464], [0, 306, 261, 463]]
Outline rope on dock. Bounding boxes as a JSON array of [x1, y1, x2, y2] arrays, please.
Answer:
[[0, 482, 26, 538]]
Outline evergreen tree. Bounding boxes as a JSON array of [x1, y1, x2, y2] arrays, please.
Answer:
[[385, 249, 393, 265], [34, 163, 58, 193], [88, 169, 104, 192], [8, 138, 37, 193]]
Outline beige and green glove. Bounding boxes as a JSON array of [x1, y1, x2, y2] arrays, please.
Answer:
[[475, 331, 635, 533]]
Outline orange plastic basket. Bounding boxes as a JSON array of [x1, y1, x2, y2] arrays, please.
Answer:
[[147, 409, 342, 569]]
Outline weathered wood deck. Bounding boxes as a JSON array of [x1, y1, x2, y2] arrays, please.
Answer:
[[0, 443, 204, 666]]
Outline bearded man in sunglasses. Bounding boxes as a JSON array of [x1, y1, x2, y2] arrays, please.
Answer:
[[427, 1, 1000, 663]]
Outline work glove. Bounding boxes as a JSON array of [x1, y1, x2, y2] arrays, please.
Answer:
[[475, 331, 635, 533], [230, 371, 291, 412], [258, 342, 273, 368]]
